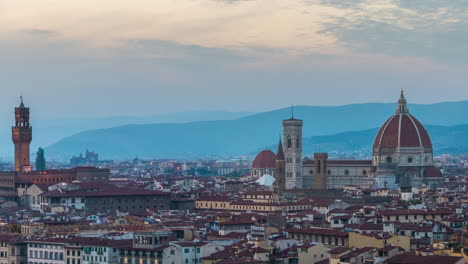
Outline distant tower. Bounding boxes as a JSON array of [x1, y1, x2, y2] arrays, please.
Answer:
[[283, 109, 303, 189], [12, 97, 32, 172], [273, 138, 286, 200], [36, 147, 46, 171], [314, 153, 328, 189]]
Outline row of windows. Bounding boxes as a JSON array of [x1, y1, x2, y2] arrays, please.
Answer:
[[82, 247, 107, 253], [385, 214, 440, 221], [293, 234, 346, 246], [29, 251, 63, 260], [29, 245, 62, 250], [0, 177, 13, 183], [66, 259, 81, 264], [34, 177, 74, 183], [98, 204, 166, 211], [66, 251, 81, 257], [83, 256, 106, 262], [308, 169, 368, 176]]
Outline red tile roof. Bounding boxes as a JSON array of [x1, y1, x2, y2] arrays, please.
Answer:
[[287, 227, 348, 237], [252, 150, 277, 169], [384, 254, 463, 264], [374, 114, 432, 149]]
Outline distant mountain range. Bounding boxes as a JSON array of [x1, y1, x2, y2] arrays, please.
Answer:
[[301, 124, 468, 157], [45, 101, 468, 160], [0, 111, 252, 159]]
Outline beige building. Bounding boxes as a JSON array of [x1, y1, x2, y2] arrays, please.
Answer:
[[348, 232, 410, 252], [297, 243, 330, 264], [287, 228, 349, 248], [0, 236, 27, 264]]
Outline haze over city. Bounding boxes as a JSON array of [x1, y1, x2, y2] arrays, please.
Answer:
[[1, 3, 468, 264], [2, 0, 468, 118]]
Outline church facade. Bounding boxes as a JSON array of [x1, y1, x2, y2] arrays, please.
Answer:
[[254, 91, 443, 192]]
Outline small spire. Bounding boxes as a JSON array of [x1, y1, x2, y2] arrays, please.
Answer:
[[291, 105, 294, 119], [276, 137, 285, 160], [395, 90, 408, 114], [19, 96, 25, 108]]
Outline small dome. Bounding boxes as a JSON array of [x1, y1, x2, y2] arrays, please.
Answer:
[[424, 166, 442, 178], [255, 174, 276, 186], [252, 150, 276, 169]]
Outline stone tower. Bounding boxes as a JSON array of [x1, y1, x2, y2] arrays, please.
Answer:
[[283, 115, 303, 189], [36, 147, 46, 171], [314, 153, 328, 189], [273, 138, 286, 200], [12, 97, 32, 172]]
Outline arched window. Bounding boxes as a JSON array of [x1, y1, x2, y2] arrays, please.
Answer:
[[287, 136, 292, 148]]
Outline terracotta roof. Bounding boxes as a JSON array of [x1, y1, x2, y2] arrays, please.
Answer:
[[379, 209, 453, 216], [373, 94, 432, 150], [340, 247, 375, 259], [327, 247, 350, 254], [303, 160, 372, 165], [40, 187, 170, 197], [424, 166, 443, 178], [374, 114, 432, 149], [384, 254, 463, 264], [287, 228, 348, 237], [252, 150, 277, 169]]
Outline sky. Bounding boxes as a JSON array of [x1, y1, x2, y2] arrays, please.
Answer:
[[1, 0, 468, 120]]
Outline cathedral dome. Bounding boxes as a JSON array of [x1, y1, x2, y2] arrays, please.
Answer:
[[373, 91, 432, 150], [252, 150, 276, 169]]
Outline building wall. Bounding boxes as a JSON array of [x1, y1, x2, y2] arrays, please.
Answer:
[[27, 242, 65, 264], [85, 194, 171, 214], [65, 248, 82, 264], [82, 246, 116, 264], [303, 163, 374, 189], [348, 233, 410, 251], [297, 243, 330, 264], [288, 231, 348, 248]]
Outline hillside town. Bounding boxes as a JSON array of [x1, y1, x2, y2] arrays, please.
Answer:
[[0, 94, 468, 264]]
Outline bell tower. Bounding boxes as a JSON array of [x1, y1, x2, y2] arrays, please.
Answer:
[[283, 107, 303, 189], [12, 97, 32, 172]]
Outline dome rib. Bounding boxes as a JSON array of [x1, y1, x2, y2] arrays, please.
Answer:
[[407, 114, 423, 147]]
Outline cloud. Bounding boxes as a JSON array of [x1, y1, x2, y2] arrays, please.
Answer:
[[20, 29, 57, 37], [317, 0, 468, 64]]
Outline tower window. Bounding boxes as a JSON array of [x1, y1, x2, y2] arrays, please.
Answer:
[[296, 139, 299, 148], [287, 136, 292, 148]]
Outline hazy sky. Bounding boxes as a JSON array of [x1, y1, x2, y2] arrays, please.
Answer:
[[1, 0, 468, 119]]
